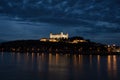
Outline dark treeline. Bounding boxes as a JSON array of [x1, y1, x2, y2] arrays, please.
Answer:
[[0, 39, 109, 55]]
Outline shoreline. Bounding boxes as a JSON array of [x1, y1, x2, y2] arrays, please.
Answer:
[[0, 39, 119, 55]]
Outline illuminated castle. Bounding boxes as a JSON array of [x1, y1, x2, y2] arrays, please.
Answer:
[[50, 32, 68, 39], [40, 32, 86, 43]]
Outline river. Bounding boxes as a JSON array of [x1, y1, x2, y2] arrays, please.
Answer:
[[0, 52, 120, 80]]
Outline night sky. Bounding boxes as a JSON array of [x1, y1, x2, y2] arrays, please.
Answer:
[[0, 0, 120, 45]]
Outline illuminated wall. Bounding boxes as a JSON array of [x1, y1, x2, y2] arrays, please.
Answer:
[[50, 32, 68, 39]]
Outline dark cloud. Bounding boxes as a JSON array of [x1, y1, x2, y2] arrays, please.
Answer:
[[0, 16, 120, 45]]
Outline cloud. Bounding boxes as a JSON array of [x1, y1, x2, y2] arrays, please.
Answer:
[[0, 16, 120, 45]]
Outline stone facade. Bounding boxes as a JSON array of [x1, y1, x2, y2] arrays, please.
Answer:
[[50, 32, 68, 39]]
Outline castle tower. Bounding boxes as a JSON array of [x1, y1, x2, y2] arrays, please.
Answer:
[[50, 32, 52, 39]]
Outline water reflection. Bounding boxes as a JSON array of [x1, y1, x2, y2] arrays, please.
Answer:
[[17, 53, 20, 63], [55, 53, 59, 65], [0, 52, 119, 80], [41, 53, 45, 62], [24, 53, 29, 65], [11, 52, 15, 63], [1, 52, 4, 63], [113, 55, 117, 70], [97, 55, 100, 71], [107, 56, 111, 69], [113, 55, 117, 77], [37, 53, 43, 71], [79, 54, 83, 65], [73, 54, 77, 66], [49, 53, 52, 65], [32, 52, 34, 62], [107, 55, 117, 78], [89, 55, 92, 67]]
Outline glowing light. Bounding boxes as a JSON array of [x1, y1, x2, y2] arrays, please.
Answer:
[[90, 55, 92, 66], [107, 55, 111, 76], [49, 38, 58, 42], [49, 53, 52, 65], [113, 55, 117, 77], [32, 53, 34, 63], [72, 40, 86, 43], [12, 48, 15, 51], [40, 38, 47, 42], [108, 45, 110, 47], [41, 53, 45, 62], [56, 53, 59, 65], [50, 32, 68, 39], [97, 55, 100, 71], [73, 54, 77, 65], [113, 44, 116, 46], [113, 55, 117, 70]]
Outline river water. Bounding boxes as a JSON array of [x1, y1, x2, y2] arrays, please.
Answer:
[[0, 52, 120, 80]]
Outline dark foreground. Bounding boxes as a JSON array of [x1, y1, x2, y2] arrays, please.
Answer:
[[0, 52, 120, 80], [0, 40, 110, 55]]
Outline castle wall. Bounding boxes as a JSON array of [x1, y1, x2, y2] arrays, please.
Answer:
[[50, 32, 68, 39]]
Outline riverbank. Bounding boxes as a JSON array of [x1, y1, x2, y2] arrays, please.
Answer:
[[0, 39, 113, 55]]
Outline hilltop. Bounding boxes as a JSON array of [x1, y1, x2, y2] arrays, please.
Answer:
[[0, 36, 109, 55]]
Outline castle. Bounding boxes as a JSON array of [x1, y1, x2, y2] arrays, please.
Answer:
[[40, 32, 86, 43], [40, 32, 68, 42], [50, 32, 68, 39]]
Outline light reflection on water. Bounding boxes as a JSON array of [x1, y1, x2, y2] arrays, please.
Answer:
[[0, 52, 120, 80], [107, 55, 117, 79]]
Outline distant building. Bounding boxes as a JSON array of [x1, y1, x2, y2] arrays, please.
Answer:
[[107, 44, 120, 53], [40, 38, 48, 42], [68, 36, 87, 43], [40, 38, 58, 42], [49, 38, 58, 42], [71, 40, 87, 43], [50, 32, 68, 39], [112, 48, 120, 52]]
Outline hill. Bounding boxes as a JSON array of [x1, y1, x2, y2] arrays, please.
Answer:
[[0, 38, 108, 55]]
